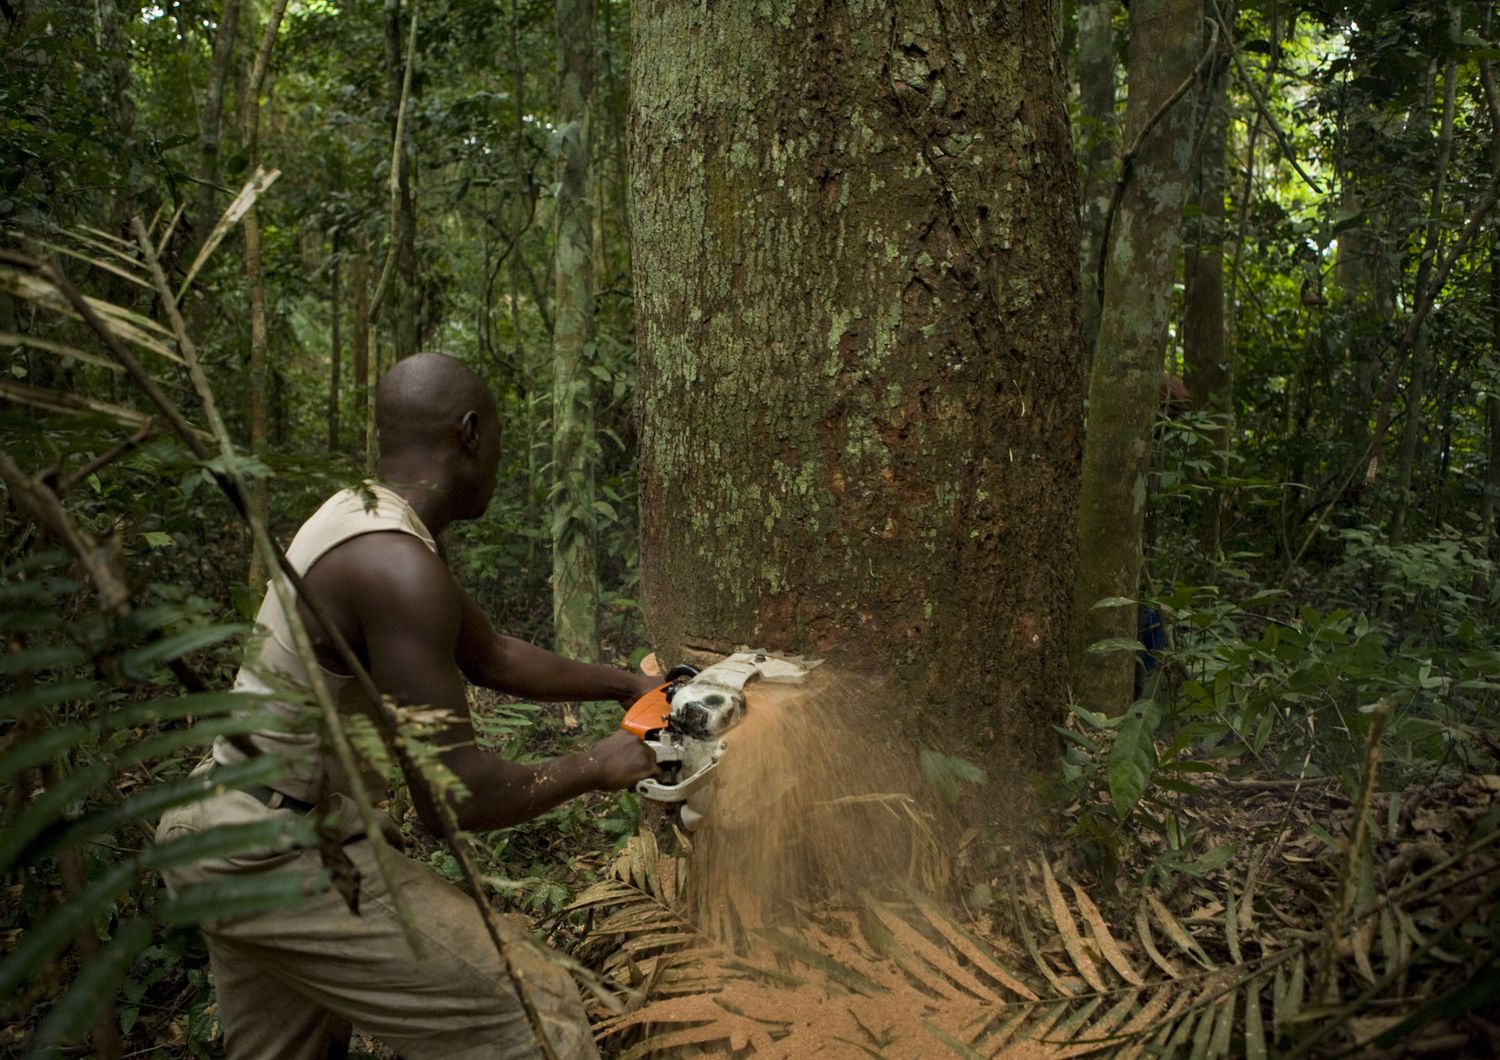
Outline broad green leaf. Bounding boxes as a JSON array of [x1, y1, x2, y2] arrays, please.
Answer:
[[1108, 704, 1158, 818]]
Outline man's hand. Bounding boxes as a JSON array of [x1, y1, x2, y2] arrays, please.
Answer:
[[582, 730, 659, 790], [616, 670, 664, 709]]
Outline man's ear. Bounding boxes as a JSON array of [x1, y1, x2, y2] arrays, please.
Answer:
[[460, 410, 481, 453]]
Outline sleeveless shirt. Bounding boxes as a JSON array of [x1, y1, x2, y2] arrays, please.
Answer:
[[211, 483, 438, 802]]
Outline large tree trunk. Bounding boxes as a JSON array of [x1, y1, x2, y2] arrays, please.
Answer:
[[1070, 0, 1200, 714], [632, 0, 1083, 783], [550, 0, 599, 661], [1076, 0, 1118, 361]]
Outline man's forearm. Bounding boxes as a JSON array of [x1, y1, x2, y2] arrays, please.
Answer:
[[442, 747, 602, 832], [470, 634, 651, 703]]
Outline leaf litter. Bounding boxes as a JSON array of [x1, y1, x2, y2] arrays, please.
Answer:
[[570, 670, 1500, 1055]]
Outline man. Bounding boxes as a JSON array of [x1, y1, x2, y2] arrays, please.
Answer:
[[157, 352, 660, 1059]]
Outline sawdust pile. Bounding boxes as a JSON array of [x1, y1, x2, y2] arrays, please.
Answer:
[[680, 667, 949, 945]]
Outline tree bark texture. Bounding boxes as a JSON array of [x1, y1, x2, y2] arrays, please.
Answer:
[[1076, 0, 1118, 361], [196, 0, 242, 245], [1071, 0, 1200, 715], [631, 0, 1083, 781], [551, 0, 600, 662]]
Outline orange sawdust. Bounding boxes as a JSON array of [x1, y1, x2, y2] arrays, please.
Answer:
[[681, 668, 943, 946]]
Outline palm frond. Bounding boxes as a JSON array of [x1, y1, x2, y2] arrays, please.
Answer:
[[575, 819, 1500, 1057]]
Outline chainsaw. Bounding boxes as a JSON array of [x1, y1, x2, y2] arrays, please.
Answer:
[[621, 651, 817, 829]]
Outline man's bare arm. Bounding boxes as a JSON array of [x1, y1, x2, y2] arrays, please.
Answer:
[[454, 588, 659, 706], [336, 535, 655, 831]]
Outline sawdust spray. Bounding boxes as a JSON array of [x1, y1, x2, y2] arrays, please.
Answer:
[[680, 667, 951, 947]]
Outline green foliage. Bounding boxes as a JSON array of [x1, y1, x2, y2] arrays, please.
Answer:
[[917, 748, 987, 809], [0, 553, 315, 1056]]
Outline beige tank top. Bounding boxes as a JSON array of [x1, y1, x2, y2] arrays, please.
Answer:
[[211, 482, 438, 802]]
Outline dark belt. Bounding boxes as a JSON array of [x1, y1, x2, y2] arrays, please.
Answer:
[[210, 762, 315, 813], [243, 783, 316, 814]]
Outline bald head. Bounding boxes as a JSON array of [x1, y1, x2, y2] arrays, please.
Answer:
[[375, 352, 496, 456]]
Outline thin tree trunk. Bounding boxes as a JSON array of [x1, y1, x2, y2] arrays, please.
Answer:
[[352, 250, 370, 462], [385, 0, 419, 360], [551, 0, 599, 662], [1479, 47, 1500, 604], [1077, 0, 1119, 361], [633, 0, 1083, 784], [328, 230, 342, 452], [1387, 331, 1429, 548], [1071, 0, 1201, 715], [242, 0, 291, 589], [1182, 36, 1228, 414], [1388, 60, 1457, 546], [196, 0, 242, 243], [510, 0, 539, 571]]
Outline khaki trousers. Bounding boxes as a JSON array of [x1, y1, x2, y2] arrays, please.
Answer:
[[157, 789, 598, 1060]]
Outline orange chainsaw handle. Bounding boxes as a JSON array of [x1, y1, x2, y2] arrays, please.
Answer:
[[620, 663, 700, 739], [621, 685, 671, 739]]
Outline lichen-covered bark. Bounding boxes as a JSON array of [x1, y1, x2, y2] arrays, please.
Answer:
[[1071, 0, 1199, 714], [551, 0, 599, 661], [632, 0, 1083, 780], [1076, 0, 1118, 359]]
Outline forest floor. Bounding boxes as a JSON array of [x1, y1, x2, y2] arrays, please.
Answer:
[[558, 757, 1500, 1056], [325, 679, 1500, 1058]]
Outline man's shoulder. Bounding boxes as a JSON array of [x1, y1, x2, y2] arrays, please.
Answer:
[[311, 530, 456, 616]]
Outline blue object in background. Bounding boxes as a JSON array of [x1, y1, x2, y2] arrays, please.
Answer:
[[1135, 606, 1166, 698]]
